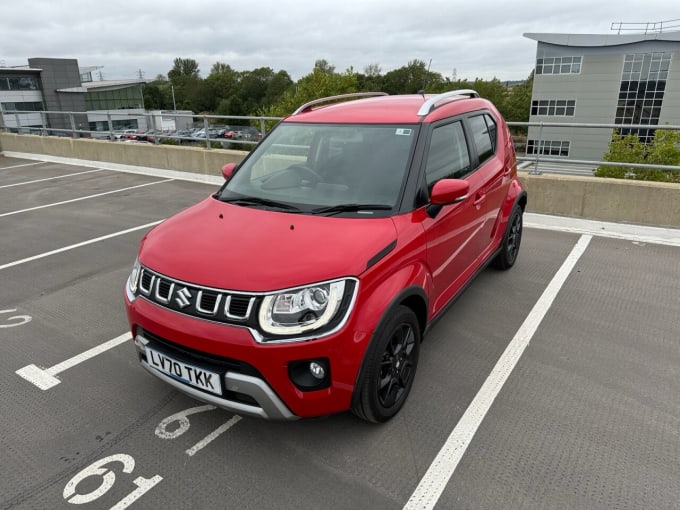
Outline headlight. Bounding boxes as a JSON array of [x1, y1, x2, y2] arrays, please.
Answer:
[[126, 258, 141, 301], [258, 278, 357, 338]]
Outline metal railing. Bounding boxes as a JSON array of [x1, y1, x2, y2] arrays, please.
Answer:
[[508, 121, 680, 176], [2, 110, 679, 178], [611, 19, 680, 34], [0, 109, 282, 149]]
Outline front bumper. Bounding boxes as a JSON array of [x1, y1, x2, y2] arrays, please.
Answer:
[[134, 332, 296, 420], [125, 295, 370, 419]]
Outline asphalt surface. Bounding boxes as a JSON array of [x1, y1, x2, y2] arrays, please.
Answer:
[[1, 155, 679, 510]]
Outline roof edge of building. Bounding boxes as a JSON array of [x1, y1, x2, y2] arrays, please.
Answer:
[[523, 31, 680, 47]]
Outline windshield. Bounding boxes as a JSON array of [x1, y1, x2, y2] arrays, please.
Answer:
[[218, 123, 417, 214]]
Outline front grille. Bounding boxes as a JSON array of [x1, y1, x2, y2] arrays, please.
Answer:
[[137, 266, 258, 326]]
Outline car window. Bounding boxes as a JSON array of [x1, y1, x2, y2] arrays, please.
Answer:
[[424, 121, 471, 192], [468, 114, 496, 163], [222, 123, 415, 209]]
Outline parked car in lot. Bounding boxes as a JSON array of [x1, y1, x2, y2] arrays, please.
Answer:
[[124, 90, 526, 423], [121, 129, 145, 142]]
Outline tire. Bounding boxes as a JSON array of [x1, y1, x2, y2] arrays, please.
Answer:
[[352, 306, 421, 423], [492, 204, 523, 270]]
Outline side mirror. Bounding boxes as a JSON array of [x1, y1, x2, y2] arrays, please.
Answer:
[[221, 162, 237, 181], [430, 179, 469, 205], [427, 179, 469, 218]]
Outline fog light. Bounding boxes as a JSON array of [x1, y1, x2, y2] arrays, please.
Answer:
[[288, 358, 331, 391], [309, 361, 325, 379]]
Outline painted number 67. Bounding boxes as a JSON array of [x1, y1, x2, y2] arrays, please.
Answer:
[[63, 454, 161, 508]]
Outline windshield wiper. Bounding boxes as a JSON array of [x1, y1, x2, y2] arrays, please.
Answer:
[[311, 204, 393, 216], [221, 196, 302, 212]]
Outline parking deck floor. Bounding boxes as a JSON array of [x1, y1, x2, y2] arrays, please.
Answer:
[[1, 155, 679, 510]]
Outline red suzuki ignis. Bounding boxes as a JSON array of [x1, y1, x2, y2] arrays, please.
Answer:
[[124, 90, 526, 423]]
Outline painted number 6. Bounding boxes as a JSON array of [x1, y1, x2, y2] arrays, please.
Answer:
[[0, 309, 31, 328], [63, 454, 162, 508]]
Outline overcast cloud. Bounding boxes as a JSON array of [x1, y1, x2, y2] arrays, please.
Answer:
[[1, 1, 678, 82]]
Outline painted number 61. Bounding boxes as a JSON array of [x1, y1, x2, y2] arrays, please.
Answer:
[[63, 454, 161, 508]]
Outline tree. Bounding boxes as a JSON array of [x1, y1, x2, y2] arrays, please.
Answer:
[[167, 58, 202, 111], [168, 58, 201, 82], [595, 130, 680, 182], [142, 82, 166, 110], [260, 65, 358, 120], [263, 70, 294, 107], [314, 59, 336, 74], [364, 63, 382, 77], [382, 60, 445, 94], [502, 71, 533, 129]]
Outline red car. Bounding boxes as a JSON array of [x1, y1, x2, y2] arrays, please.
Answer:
[[124, 90, 526, 423]]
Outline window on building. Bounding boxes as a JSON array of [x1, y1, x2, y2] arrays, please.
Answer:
[[615, 52, 671, 144], [536, 56, 582, 75], [85, 85, 144, 110], [1, 102, 44, 112], [531, 99, 576, 116], [0, 75, 40, 91], [526, 140, 570, 157]]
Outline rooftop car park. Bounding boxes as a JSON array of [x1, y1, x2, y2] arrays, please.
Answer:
[[1, 156, 679, 509]]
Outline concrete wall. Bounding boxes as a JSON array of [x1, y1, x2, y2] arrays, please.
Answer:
[[0, 133, 246, 178], [1, 132, 679, 227], [518, 172, 680, 228]]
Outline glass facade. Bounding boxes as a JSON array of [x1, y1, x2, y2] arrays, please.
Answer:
[[0, 74, 41, 91], [88, 119, 139, 131], [616, 52, 671, 143], [1, 101, 44, 112], [85, 85, 144, 110]]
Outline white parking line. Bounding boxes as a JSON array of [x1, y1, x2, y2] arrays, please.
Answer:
[[185, 415, 242, 456], [0, 220, 163, 271], [0, 178, 173, 217], [525, 212, 680, 247], [0, 168, 105, 189], [16, 333, 132, 390], [404, 234, 593, 510], [0, 162, 43, 170]]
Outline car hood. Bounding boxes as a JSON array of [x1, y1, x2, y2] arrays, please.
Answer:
[[138, 196, 398, 291]]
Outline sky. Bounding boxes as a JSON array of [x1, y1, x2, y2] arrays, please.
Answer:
[[1, 0, 678, 83]]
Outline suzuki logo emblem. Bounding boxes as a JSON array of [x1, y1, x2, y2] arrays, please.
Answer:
[[175, 287, 192, 308]]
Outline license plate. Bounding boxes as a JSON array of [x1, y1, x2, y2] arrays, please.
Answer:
[[146, 347, 222, 395]]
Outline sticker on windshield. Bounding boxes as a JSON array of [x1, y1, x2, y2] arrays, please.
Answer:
[[395, 128, 413, 136]]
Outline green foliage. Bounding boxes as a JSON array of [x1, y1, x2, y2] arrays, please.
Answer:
[[502, 72, 533, 134], [381, 60, 446, 94], [259, 65, 359, 121], [647, 129, 680, 167], [595, 130, 680, 182], [168, 58, 201, 82], [156, 56, 535, 135]]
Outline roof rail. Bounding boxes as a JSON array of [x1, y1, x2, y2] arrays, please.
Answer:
[[417, 89, 480, 116], [292, 92, 388, 115]]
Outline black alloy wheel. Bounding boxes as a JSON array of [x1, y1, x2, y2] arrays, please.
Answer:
[[493, 204, 523, 270], [377, 323, 417, 408], [352, 306, 421, 423]]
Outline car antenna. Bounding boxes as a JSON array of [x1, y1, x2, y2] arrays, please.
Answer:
[[419, 59, 433, 96]]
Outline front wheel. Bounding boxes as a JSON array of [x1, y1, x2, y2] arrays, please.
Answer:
[[492, 204, 523, 270], [352, 306, 421, 423]]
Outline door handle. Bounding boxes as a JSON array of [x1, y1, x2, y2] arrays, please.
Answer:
[[473, 193, 486, 207]]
